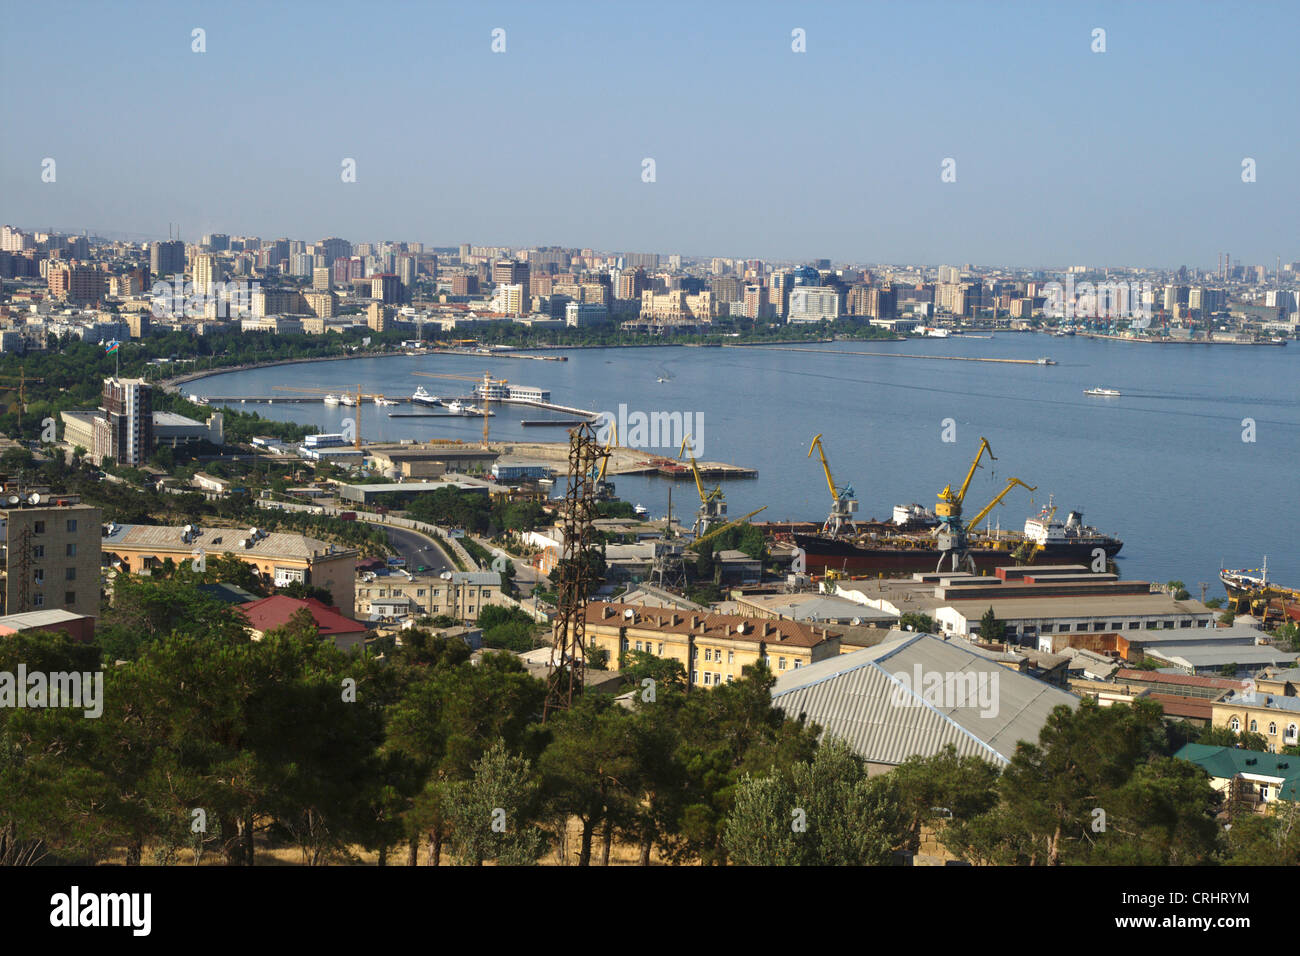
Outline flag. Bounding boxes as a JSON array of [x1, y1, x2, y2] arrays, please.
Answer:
[[105, 340, 120, 354]]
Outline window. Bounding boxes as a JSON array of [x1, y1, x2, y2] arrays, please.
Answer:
[[1163, 621, 1174, 629], [66, 519, 77, 533], [32, 545, 44, 559], [431, 606, 439, 613], [727, 650, 734, 664], [635, 641, 643, 652], [1230, 717, 1241, 732], [33, 521, 45, 534], [1110, 623, 1122, 630], [33, 593, 43, 607], [417, 589, 425, 597], [704, 648, 712, 662], [1288, 724, 1299, 743], [620, 637, 629, 651], [794, 660, 801, 669], [657, 643, 663, 655], [1128, 622, 1141, 630], [65, 567, 76, 581], [1269, 723, 1277, 735], [1093, 622, 1106, 631], [32, 569, 43, 584], [778, 657, 787, 670], [703, 673, 711, 686], [692, 670, 699, 684], [1250, 720, 1258, 732], [1179, 619, 1192, 628], [726, 675, 734, 683], [65, 591, 76, 605]]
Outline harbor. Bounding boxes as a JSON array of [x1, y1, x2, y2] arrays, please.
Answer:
[[182, 333, 1300, 588]]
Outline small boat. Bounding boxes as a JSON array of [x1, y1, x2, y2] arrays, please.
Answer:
[[633, 504, 649, 516], [412, 386, 442, 407], [1084, 387, 1121, 397], [374, 396, 397, 406], [446, 400, 465, 414], [339, 394, 357, 407], [323, 395, 340, 405], [1036, 357, 1056, 365]]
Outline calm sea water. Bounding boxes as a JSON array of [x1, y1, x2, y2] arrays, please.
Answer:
[[189, 335, 1300, 596]]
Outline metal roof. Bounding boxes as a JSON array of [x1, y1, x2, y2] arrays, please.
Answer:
[[770, 631, 1077, 767]]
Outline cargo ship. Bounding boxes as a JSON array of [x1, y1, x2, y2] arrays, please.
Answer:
[[793, 500, 1122, 575], [1220, 558, 1300, 625]]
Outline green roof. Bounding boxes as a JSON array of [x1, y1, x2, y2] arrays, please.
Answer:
[[1174, 743, 1300, 801]]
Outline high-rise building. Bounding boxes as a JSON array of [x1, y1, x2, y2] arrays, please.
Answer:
[[492, 259, 530, 300], [787, 287, 841, 323], [742, 284, 770, 319], [47, 264, 105, 303], [150, 240, 185, 278], [192, 253, 221, 294], [312, 267, 332, 291], [100, 378, 154, 468], [371, 273, 403, 304], [0, 497, 102, 617], [202, 233, 230, 252], [452, 274, 479, 296]]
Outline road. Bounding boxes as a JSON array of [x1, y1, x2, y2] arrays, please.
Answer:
[[383, 524, 453, 575]]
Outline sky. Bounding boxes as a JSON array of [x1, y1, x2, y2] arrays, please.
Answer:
[[1, 0, 1296, 270]]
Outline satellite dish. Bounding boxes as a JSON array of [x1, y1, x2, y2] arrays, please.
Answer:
[[6, 495, 18, 506], [851, 617, 862, 626], [623, 608, 635, 619], [28, 493, 40, 505], [183, 524, 193, 534]]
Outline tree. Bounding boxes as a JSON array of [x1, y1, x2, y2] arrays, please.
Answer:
[[1225, 800, 1300, 865], [890, 744, 1000, 852], [1196, 724, 1269, 752], [978, 606, 1006, 643], [898, 612, 936, 634], [1166, 580, 1190, 601], [724, 739, 908, 865], [445, 741, 544, 866]]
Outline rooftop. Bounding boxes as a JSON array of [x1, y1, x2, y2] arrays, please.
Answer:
[[770, 630, 1078, 766], [102, 523, 356, 562], [585, 601, 838, 649], [238, 595, 368, 638], [1174, 743, 1300, 800]]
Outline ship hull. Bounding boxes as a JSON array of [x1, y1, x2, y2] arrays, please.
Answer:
[[793, 533, 1122, 575]]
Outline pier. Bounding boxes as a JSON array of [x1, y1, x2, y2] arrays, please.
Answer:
[[749, 346, 1054, 365]]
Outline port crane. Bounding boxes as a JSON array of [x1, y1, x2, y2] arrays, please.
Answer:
[[688, 505, 768, 553], [967, 477, 1037, 534], [270, 384, 383, 450], [593, 418, 617, 499], [933, 437, 995, 573], [679, 435, 726, 536], [808, 433, 858, 536], [411, 370, 500, 449]]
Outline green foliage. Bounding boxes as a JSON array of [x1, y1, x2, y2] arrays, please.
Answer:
[[476, 605, 540, 652], [898, 612, 936, 633], [1196, 724, 1269, 752], [445, 741, 544, 866], [978, 606, 1006, 643], [724, 739, 908, 865]]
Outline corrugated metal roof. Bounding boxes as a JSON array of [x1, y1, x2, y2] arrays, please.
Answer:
[[771, 632, 1078, 766]]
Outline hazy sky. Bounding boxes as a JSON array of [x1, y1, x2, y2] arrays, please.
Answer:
[[2, 0, 1295, 270]]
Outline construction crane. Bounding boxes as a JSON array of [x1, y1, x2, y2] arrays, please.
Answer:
[[679, 435, 726, 536], [808, 433, 857, 536], [688, 505, 767, 552], [967, 477, 1036, 533], [270, 384, 381, 450], [933, 437, 995, 573], [0, 368, 45, 435], [412, 370, 499, 448]]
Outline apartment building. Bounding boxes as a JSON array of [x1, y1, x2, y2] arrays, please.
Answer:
[[0, 498, 103, 617], [580, 602, 840, 688], [355, 569, 506, 623], [103, 523, 358, 614]]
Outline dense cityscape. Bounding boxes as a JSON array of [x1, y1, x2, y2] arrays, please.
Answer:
[[1, 1, 1296, 938]]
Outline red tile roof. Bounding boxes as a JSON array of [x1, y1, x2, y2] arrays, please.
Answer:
[[583, 601, 837, 648], [238, 595, 367, 638]]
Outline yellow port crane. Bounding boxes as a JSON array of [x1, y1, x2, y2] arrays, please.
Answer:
[[934, 437, 996, 573], [967, 477, 1037, 533], [593, 419, 617, 498], [679, 435, 726, 536], [271, 384, 381, 450], [689, 505, 767, 552], [412, 370, 500, 449], [808, 433, 858, 536]]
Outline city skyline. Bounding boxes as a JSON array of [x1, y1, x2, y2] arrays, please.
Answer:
[[2, 1, 1296, 267]]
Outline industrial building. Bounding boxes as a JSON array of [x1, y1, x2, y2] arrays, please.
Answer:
[[770, 630, 1079, 772]]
